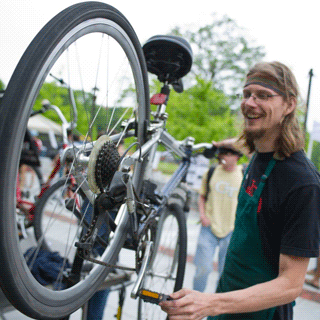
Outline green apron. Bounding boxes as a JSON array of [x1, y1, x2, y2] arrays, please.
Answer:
[[209, 157, 277, 320]]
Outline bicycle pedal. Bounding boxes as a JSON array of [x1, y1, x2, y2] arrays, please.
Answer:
[[138, 289, 172, 305]]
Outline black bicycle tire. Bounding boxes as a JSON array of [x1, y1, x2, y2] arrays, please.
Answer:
[[0, 2, 149, 319], [33, 177, 70, 251], [158, 203, 187, 291], [137, 202, 187, 320]]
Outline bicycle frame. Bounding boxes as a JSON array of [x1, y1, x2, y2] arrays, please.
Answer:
[[117, 117, 210, 298], [58, 84, 210, 300]]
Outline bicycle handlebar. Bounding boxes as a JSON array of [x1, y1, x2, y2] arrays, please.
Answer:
[[192, 142, 213, 151], [29, 74, 78, 145], [40, 99, 74, 145]]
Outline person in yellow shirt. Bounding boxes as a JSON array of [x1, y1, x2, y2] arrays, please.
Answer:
[[193, 140, 243, 292]]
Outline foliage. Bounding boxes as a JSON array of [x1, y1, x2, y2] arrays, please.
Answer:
[[170, 14, 265, 97], [311, 141, 320, 170], [307, 130, 320, 170], [0, 79, 5, 90], [1, 14, 264, 149], [34, 82, 125, 139], [157, 161, 179, 175], [34, 82, 88, 136], [143, 13, 265, 145], [150, 77, 241, 144]]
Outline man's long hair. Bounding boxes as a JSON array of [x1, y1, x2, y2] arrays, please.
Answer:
[[239, 61, 305, 158]]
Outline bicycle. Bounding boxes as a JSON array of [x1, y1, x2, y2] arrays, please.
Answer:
[[16, 96, 78, 238], [0, 2, 212, 319], [17, 129, 43, 231]]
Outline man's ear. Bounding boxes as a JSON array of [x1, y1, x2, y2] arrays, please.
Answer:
[[284, 97, 296, 116]]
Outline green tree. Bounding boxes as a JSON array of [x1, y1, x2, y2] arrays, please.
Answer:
[[171, 14, 265, 97], [310, 139, 320, 170], [143, 14, 265, 145], [107, 14, 265, 146], [0, 79, 5, 90], [33, 14, 265, 146], [150, 77, 240, 144], [35, 82, 124, 139]]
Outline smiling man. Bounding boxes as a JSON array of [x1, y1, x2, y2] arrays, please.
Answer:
[[160, 62, 320, 320]]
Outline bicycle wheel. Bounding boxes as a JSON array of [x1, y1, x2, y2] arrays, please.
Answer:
[[138, 203, 187, 320], [0, 2, 149, 319], [33, 178, 78, 251]]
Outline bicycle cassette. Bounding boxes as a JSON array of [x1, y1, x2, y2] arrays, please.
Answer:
[[87, 135, 120, 194]]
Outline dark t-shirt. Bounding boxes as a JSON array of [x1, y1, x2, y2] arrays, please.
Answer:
[[242, 150, 320, 320]]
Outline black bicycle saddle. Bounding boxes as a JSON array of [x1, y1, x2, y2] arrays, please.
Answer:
[[143, 35, 193, 84]]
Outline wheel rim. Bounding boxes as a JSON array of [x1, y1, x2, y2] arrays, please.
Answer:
[[0, 8, 148, 316], [24, 19, 145, 293]]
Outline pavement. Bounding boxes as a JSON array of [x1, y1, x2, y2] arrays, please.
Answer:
[[1, 164, 320, 319], [2, 203, 320, 320]]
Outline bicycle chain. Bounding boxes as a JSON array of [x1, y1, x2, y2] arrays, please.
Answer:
[[77, 205, 157, 273], [77, 221, 137, 272], [78, 222, 137, 272], [76, 179, 157, 274], [79, 252, 136, 272], [76, 194, 137, 272]]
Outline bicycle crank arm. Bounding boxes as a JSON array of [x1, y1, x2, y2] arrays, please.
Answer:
[[130, 241, 153, 299]]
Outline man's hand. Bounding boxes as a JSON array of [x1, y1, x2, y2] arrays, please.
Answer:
[[198, 195, 210, 227], [160, 255, 310, 319], [159, 288, 216, 320], [200, 213, 211, 227], [212, 138, 238, 150]]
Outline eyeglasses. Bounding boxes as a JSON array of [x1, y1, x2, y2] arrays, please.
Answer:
[[237, 92, 280, 102]]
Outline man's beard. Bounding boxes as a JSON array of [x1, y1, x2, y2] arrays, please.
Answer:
[[244, 128, 266, 142]]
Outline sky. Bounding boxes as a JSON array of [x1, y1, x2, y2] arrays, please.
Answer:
[[1, 0, 320, 132]]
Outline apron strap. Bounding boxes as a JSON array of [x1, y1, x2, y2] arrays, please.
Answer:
[[253, 157, 277, 200]]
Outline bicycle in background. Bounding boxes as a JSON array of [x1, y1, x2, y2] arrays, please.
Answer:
[[16, 93, 78, 238], [0, 2, 213, 319]]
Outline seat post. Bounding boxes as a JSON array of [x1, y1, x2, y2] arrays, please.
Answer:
[[160, 84, 170, 105], [158, 84, 170, 115]]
